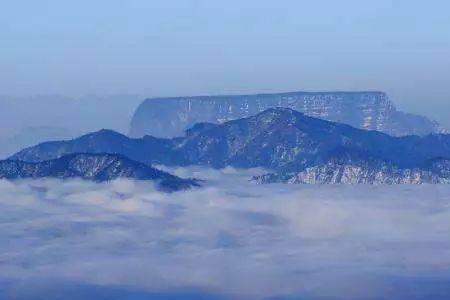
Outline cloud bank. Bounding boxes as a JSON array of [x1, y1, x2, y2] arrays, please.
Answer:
[[1, 167, 450, 299]]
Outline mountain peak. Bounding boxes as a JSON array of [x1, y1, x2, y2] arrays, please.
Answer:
[[255, 107, 301, 118], [239, 107, 307, 127], [83, 129, 127, 139]]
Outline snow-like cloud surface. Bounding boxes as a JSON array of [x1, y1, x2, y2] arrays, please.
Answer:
[[1, 168, 450, 299]]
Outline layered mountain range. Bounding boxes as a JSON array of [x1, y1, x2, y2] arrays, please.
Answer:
[[0, 153, 198, 191], [11, 108, 450, 184], [129, 91, 446, 138]]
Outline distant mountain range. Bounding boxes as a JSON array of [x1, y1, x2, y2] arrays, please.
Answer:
[[0, 126, 77, 159], [0, 153, 198, 191], [0, 94, 143, 158], [11, 108, 450, 184], [0, 94, 142, 135], [129, 91, 447, 138]]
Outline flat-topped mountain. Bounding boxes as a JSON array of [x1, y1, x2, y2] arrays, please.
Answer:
[[129, 91, 446, 138], [11, 108, 450, 184], [0, 153, 198, 191]]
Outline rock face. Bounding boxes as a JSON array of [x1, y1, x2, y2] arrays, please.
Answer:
[[10, 108, 450, 184], [0, 153, 198, 191], [129, 91, 446, 138]]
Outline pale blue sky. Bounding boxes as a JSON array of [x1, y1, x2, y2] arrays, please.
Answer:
[[1, 0, 449, 125]]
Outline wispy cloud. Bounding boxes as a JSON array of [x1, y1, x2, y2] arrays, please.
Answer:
[[1, 169, 450, 299]]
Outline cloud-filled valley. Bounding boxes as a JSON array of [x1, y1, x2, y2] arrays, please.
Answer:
[[2, 2, 450, 298], [2, 167, 450, 299]]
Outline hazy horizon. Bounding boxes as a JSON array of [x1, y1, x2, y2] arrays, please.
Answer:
[[1, 89, 449, 130], [1, 0, 449, 127]]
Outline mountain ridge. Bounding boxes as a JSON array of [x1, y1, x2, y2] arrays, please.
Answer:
[[0, 153, 198, 191], [10, 108, 450, 184]]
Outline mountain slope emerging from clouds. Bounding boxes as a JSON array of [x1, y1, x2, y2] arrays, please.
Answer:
[[0, 153, 198, 191], [254, 148, 450, 184], [10, 108, 450, 184]]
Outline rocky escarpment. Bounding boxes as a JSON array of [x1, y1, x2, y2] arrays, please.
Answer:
[[129, 91, 446, 138]]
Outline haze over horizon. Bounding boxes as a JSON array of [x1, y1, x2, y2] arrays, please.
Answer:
[[1, 0, 449, 125]]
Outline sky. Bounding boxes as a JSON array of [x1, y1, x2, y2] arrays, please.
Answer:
[[2, 168, 450, 299], [1, 0, 450, 126]]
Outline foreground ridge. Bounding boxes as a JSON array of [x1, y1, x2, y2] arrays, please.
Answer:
[[254, 149, 450, 184], [0, 153, 198, 191]]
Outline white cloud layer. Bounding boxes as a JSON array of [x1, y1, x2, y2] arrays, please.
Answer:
[[1, 167, 450, 299]]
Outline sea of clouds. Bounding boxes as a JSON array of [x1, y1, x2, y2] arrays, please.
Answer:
[[1, 167, 450, 299]]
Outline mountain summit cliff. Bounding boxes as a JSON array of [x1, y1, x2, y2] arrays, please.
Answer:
[[129, 91, 446, 138]]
